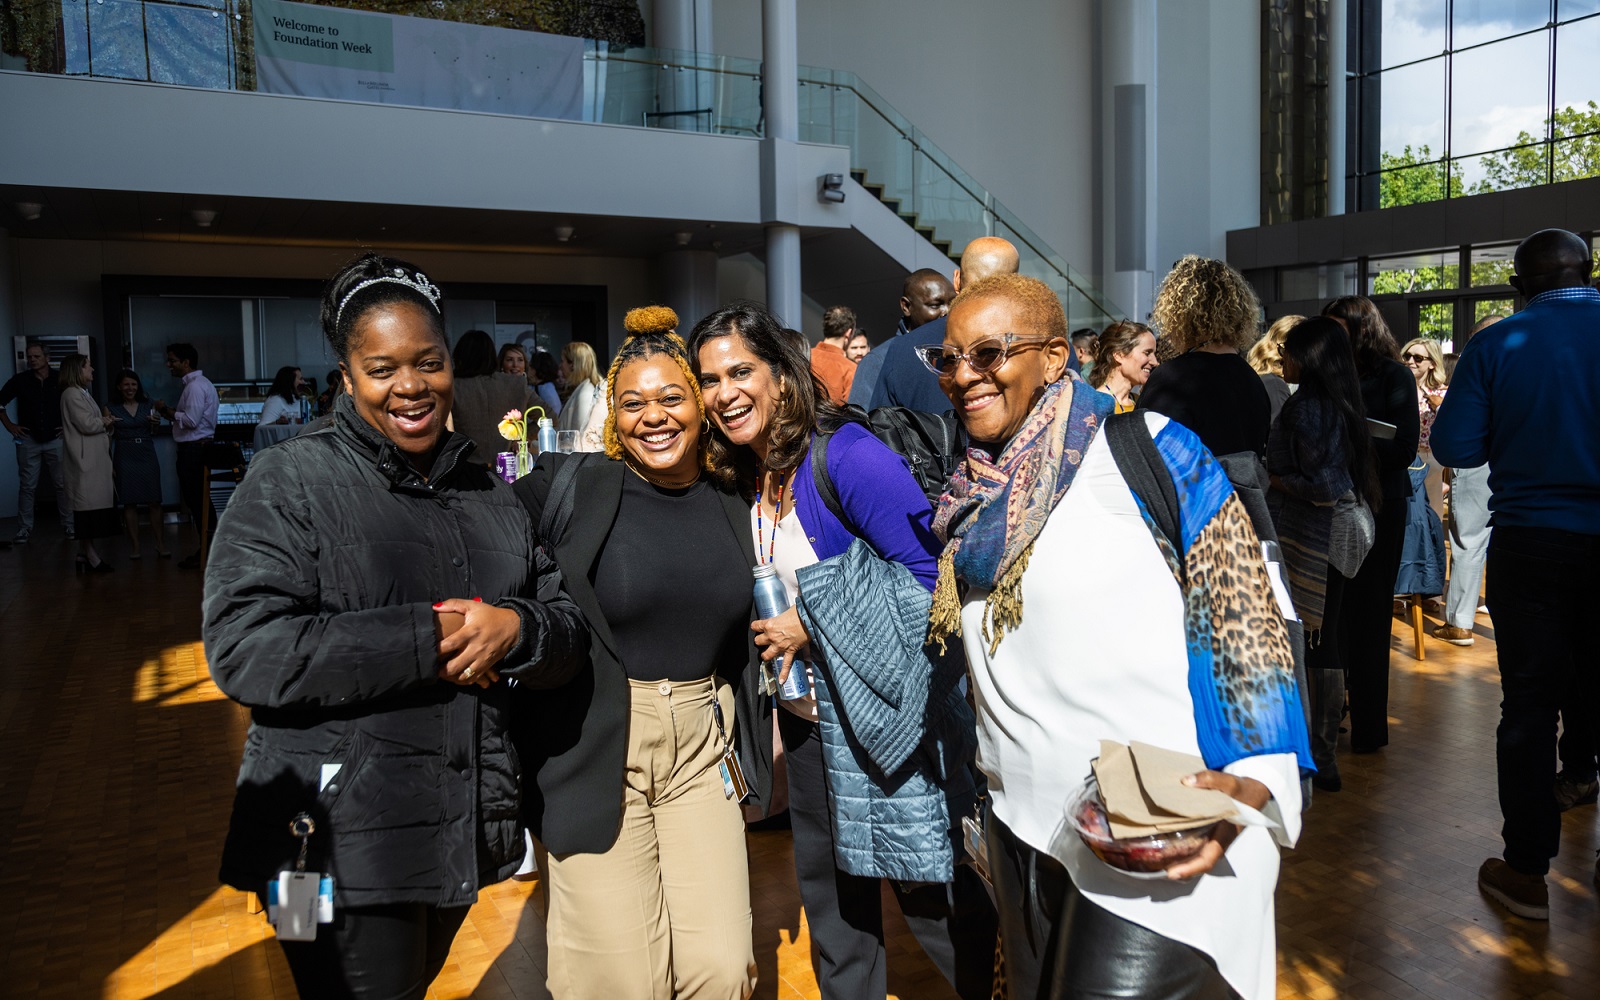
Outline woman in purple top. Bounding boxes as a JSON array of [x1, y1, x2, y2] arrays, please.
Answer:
[[689, 302, 995, 1000]]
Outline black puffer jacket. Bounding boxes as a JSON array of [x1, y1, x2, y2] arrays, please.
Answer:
[[203, 396, 588, 908]]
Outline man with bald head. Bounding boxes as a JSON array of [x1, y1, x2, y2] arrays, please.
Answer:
[[868, 238, 1021, 412], [846, 267, 956, 409], [1433, 228, 1600, 919]]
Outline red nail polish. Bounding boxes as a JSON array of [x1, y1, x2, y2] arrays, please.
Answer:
[[473, 596, 483, 602], [433, 602, 444, 609]]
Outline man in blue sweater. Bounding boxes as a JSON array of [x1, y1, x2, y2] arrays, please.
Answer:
[[869, 238, 1020, 413], [1432, 228, 1600, 920]]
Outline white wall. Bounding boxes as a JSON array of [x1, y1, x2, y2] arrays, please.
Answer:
[[1153, 0, 1260, 284], [710, 0, 1099, 278]]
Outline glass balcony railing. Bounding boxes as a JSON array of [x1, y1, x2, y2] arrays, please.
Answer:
[[2, 0, 1121, 327]]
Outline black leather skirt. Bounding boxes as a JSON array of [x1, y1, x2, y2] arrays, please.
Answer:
[[987, 815, 1240, 1000]]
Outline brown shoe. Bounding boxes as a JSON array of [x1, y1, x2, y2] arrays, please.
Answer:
[[1434, 624, 1475, 646], [1478, 858, 1549, 920]]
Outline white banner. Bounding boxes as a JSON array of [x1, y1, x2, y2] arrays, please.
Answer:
[[253, 0, 583, 120]]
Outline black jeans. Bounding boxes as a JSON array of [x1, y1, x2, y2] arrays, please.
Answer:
[[1488, 525, 1600, 876], [987, 815, 1237, 1000], [1557, 670, 1599, 782], [174, 440, 217, 543], [279, 902, 470, 999], [1341, 493, 1407, 751], [780, 712, 997, 1000]]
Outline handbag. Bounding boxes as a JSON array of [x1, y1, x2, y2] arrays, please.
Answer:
[[1327, 489, 1375, 578]]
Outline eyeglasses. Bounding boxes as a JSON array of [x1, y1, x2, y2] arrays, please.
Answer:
[[1403, 353, 1431, 364], [914, 333, 1054, 377]]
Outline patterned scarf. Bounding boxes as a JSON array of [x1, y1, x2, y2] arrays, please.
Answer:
[[929, 375, 1111, 654]]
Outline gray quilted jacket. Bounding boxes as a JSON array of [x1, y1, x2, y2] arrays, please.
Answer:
[[795, 540, 977, 883]]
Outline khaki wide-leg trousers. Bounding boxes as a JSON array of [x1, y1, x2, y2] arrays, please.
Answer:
[[546, 676, 757, 1000]]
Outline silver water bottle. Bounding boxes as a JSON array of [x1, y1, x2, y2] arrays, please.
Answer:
[[752, 564, 811, 700]]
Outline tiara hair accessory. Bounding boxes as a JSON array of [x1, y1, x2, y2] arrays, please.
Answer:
[[335, 267, 442, 328]]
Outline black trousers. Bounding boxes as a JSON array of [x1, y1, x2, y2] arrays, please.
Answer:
[[1305, 566, 1349, 772], [279, 901, 470, 1000], [174, 440, 217, 541], [780, 712, 997, 1000], [1487, 525, 1600, 876], [1340, 492, 1407, 751], [987, 816, 1237, 1000]]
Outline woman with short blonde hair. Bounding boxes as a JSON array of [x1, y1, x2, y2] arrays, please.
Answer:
[[58, 354, 119, 572], [556, 341, 604, 438]]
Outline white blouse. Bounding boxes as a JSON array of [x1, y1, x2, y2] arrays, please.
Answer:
[[256, 395, 298, 426], [959, 412, 1300, 1000]]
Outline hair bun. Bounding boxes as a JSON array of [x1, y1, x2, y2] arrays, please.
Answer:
[[624, 305, 679, 335]]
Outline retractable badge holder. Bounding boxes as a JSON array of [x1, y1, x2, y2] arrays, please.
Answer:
[[266, 813, 334, 941]]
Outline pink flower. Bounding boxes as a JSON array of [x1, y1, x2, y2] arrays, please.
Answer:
[[504, 409, 522, 422]]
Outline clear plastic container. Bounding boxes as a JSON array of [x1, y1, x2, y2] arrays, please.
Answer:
[[1065, 776, 1222, 879]]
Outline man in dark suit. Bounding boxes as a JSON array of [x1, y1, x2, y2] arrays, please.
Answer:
[[868, 238, 1020, 413]]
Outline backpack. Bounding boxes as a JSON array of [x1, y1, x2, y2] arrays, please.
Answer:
[[822, 406, 966, 508]]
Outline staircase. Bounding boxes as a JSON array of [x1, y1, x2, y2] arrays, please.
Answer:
[[850, 169, 957, 264]]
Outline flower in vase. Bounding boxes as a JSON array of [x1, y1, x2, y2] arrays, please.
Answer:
[[498, 410, 525, 442]]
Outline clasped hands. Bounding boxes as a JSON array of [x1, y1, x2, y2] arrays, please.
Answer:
[[433, 598, 520, 689], [1162, 771, 1273, 880]]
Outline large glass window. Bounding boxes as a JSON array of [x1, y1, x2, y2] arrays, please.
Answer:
[[1349, 2, 1600, 211], [1368, 250, 1461, 295]]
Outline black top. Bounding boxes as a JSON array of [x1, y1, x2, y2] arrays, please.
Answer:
[[1, 368, 64, 443], [595, 474, 752, 682], [1137, 351, 1272, 458], [510, 455, 774, 854], [1359, 358, 1423, 502]]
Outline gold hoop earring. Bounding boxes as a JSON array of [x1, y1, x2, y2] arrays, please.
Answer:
[[701, 416, 711, 435]]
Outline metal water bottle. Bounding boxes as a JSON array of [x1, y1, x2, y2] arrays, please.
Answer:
[[536, 417, 558, 456], [752, 564, 811, 699]]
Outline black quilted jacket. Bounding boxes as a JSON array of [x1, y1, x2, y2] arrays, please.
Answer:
[[203, 396, 588, 908]]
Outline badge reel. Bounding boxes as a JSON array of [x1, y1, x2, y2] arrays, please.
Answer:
[[266, 813, 334, 942]]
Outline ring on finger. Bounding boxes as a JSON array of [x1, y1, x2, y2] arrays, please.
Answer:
[[462, 668, 476, 680]]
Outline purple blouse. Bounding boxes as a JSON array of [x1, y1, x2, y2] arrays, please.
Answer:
[[790, 423, 942, 591]]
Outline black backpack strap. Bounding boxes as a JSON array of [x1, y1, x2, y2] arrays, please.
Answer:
[[808, 430, 855, 533], [538, 453, 594, 543], [1104, 412, 1184, 582]]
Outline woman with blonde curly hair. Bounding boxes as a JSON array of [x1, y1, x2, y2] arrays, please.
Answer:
[[575, 306, 679, 452], [556, 340, 604, 438], [1138, 255, 1273, 461], [509, 323, 770, 999], [1250, 314, 1302, 422]]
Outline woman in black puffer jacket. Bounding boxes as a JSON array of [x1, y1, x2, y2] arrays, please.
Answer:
[[202, 253, 588, 999]]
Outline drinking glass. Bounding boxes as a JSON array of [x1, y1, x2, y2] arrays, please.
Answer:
[[556, 430, 579, 454]]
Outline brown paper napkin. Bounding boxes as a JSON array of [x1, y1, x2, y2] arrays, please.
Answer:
[[1091, 740, 1237, 840]]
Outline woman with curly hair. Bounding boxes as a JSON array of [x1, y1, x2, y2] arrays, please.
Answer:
[[1137, 256, 1273, 461], [1320, 296, 1420, 754], [510, 325, 771, 999], [1250, 314, 1302, 423], [577, 306, 679, 452]]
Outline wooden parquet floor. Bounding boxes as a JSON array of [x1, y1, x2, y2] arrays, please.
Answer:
[[1, 523, 1595, 999]]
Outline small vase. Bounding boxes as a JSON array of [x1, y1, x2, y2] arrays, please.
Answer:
[[515, 442, 533, 479]]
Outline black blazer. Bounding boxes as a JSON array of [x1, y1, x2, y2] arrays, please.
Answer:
[[510, 454, 774, 855]]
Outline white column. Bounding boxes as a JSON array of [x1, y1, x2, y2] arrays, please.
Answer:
[[654, 0, 714, 129], [762, 0, 802, 327], [1328, 0, 1348, 215], [1099, 0, 1157, 320]]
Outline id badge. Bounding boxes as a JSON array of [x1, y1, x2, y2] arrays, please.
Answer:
[[275, 871, 321, 942], [718, 746, 751, 802], [759, 663, 780, 697]]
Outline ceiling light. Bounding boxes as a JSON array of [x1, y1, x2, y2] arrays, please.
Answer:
[[674, 231, 692, 247], [15, 201, 42, 222], [192, 209, 218, 228], [554, 225, 575, 242]]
